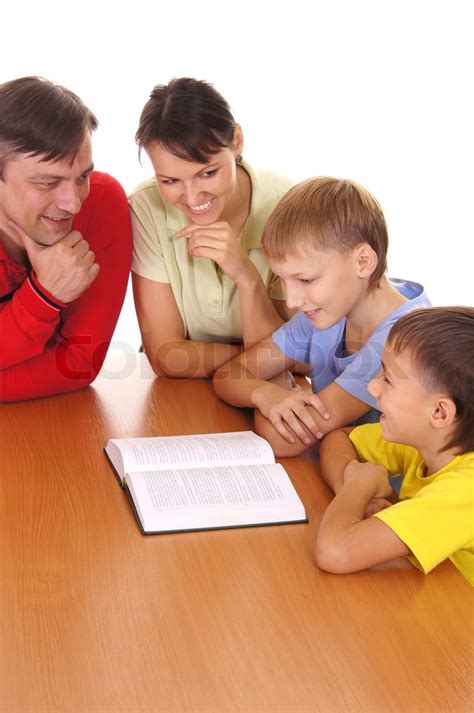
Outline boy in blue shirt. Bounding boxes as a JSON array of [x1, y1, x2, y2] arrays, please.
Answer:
[[213, 177, 429, 456], [315, 307, 473, 584]]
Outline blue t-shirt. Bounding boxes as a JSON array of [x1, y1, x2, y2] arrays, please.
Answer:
[[272, 278, 430, 409]]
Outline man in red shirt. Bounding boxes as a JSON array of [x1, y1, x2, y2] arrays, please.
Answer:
[[0, 76, 131, 401]]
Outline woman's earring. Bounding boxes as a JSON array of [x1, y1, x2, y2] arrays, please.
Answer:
[[235, 154, 243, 165]]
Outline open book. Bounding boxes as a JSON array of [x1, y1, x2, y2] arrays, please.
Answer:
[[104, 430, 307, 535]]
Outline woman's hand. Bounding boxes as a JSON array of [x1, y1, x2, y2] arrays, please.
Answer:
[[175, 221, 251, 284], [252, 382, 331, 444]]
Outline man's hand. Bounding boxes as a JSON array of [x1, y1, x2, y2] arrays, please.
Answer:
[[252, 382, 330, 444], [343, 460, 394, 500], [10, 222, 100, 303]]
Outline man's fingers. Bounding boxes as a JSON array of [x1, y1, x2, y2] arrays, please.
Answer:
[[88, 262, 100, 283], [70, 237, 92, 259], [62, 230, 85, 247]]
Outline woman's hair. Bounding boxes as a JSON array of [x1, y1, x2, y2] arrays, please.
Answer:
[[262, 177, 388, 289], [0, 76, 97, 179], [135, 77, 236, 163], [388, 306, 474, 454]]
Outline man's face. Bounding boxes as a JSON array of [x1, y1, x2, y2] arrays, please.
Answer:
[[0, 132, 93, 247]]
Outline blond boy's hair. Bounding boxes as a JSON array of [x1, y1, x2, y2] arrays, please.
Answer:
[[262, 177, 388, 289]]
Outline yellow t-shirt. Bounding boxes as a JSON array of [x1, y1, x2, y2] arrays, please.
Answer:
[[129, 161, 292, 342], [349, 423, 474, 585]]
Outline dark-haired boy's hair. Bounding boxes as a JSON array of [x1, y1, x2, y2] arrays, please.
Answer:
[[262, 177, 388, 289], [388, 306, 474, 454], [135, 77, 236, 164], [0, 76, 97, 179]]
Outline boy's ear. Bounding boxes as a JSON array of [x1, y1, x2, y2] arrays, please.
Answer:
[[355, 243, 378, 279], [232, 124, 244, 157], [430, 395, 457, 430]]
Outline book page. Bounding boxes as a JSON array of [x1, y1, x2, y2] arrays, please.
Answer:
[[126, 463, 306, 533], [106, 431, 275, 481]]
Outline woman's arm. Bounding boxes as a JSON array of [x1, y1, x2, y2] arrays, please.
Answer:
[[235, 259, 294, 347], [132, 273, 241, 378]]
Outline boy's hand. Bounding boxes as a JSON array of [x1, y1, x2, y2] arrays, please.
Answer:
[[364, 497, 393, 518], [252, 382, 330, 444], [343, 460, 393, 499], [10, 221, 99, 303]]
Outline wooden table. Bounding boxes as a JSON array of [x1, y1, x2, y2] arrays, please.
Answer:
[[1, 354, 472, 713]]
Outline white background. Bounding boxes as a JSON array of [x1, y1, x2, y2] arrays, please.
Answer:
[[2, 0, 472, 350]]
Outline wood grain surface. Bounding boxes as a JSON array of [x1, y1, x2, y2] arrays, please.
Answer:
[[1, 354, 472, 713]]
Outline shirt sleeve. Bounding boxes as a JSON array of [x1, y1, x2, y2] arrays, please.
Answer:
[[272, 311, 313, 363], [130, 188, 171, 283], [349, 423, 412, 475], [0, 276, 62, 368], [335, 323, 393, 408], [374, 469, 474, 577], [0, 174, 132, 402]]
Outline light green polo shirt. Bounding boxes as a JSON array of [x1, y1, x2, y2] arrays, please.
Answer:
[[129, 161, 292, 342]]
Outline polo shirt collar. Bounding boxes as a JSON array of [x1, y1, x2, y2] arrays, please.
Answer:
[[241, 160, 268, 250], [0, 238, 28, 295]]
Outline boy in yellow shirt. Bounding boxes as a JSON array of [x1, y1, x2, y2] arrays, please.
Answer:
[[315, 307, 474, 584]]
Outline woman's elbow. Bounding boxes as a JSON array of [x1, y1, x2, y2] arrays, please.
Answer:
[[212, 364, 231, 398], [142, 340, 197, 379]]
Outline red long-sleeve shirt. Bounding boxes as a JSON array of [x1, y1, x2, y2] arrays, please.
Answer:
[[0, 172, 131, 402]]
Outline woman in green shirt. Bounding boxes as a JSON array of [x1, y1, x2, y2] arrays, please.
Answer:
[[130, 77, 294, 379]]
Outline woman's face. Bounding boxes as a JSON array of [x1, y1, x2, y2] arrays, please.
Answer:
[[147, 141, 241, 225]]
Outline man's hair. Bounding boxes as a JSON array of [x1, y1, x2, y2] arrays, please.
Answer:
[[0, 76, 98, 179], [262, 177, 388, 289], [135, 77, 236, 164], [388, 306, 474, 454]]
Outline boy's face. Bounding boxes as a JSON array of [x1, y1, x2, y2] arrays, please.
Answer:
[[368, 346, 433, 447], [268, 248, 364, 330]]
